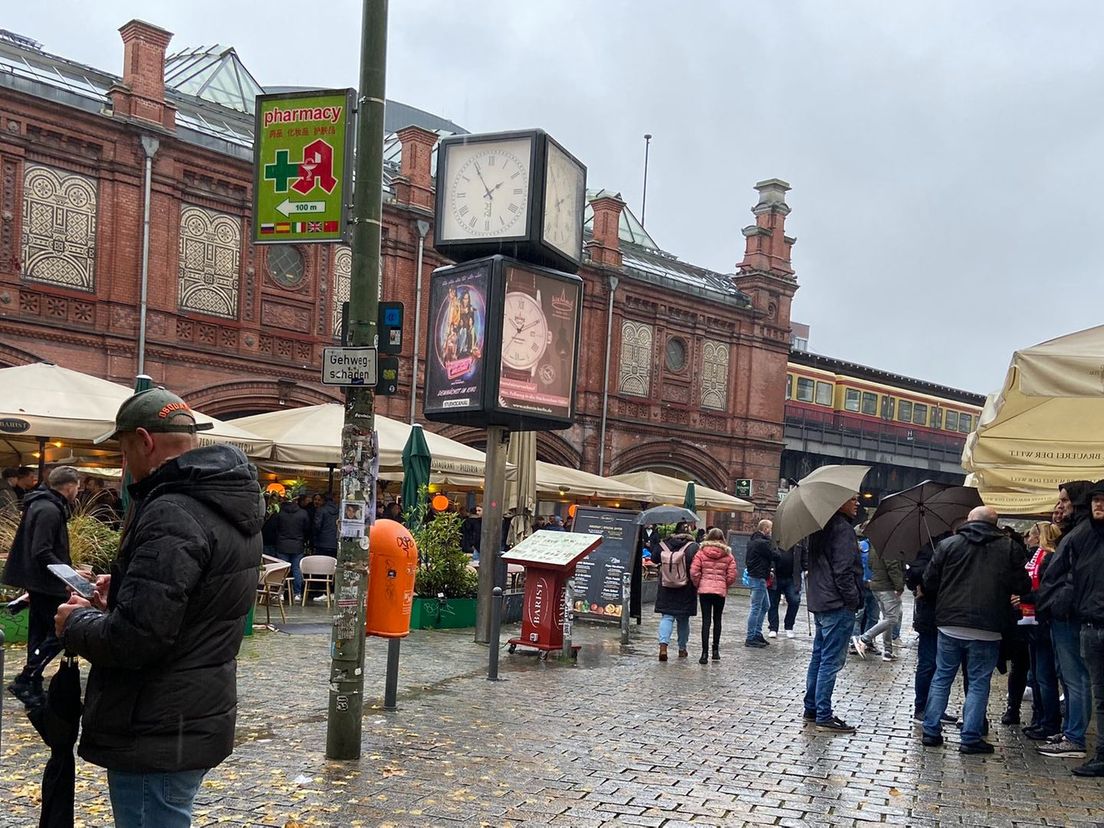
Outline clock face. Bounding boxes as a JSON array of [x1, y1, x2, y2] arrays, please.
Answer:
[[541, 142, 585, 259], [501, 291, 549, 370], [439, 138, 533, 242]]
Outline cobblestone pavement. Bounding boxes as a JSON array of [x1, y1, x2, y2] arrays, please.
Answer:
[[3, 593, 1102, 826]]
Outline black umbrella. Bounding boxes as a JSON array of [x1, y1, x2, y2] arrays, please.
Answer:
[[635, 505, 700, 526], [863, 481, 983, 562], [26, 654, 82, 828]]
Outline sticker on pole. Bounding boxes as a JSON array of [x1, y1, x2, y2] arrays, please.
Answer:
[[252, 88, 355, 245], [322, 347, 378, 386]]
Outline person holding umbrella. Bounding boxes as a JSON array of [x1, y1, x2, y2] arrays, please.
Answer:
[[653, 521, 700, 662]]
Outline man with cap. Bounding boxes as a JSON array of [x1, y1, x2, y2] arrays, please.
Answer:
[[3, 464, 80, 706], [1068, 479, 1104, 777], [54, 387, 262, 827]]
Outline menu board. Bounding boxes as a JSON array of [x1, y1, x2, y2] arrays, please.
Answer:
[[570, 507, 641, 621], [502, 530, 602, 568], [423, 263, 489, 416]]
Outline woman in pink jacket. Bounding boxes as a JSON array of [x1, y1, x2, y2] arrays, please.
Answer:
[[690, 528, 738, 664]]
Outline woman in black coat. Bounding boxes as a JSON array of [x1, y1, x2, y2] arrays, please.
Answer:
[[653, 523, 699, 661]]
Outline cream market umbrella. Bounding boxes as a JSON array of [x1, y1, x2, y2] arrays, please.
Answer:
[[234, 403, 491, 477], [535, 463, 652, 502], [773, 464, 870, 550], [505, 431, 537, 546], [962, 324, 1104, 510], [610, 470, 754, 512]]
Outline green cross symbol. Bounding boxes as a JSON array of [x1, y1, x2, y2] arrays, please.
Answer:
[[263, 149, 299, 193]]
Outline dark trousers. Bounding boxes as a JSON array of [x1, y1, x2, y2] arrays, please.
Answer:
[[1005, 633, 1030, 714], [1028, 624, 1062, 734], [1082, 625, 1104, 761], [767, 576, 801, 632], [700, 594, 725, 652], [19, 590, 64, 684], [914, 628, 937, 713]]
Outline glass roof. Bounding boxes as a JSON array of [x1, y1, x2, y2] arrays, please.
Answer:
[[164, 46, 264, 114], [583, 190, 659, 250]]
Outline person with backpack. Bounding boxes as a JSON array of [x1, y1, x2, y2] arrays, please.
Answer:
[[744, 519, 776, 648], [654, 522, 699, 662], [690, 528, 737, 663]]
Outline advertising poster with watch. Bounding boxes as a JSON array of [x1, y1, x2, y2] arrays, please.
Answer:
[[423, 265, 489, 416], [497, 264, 581, 421]]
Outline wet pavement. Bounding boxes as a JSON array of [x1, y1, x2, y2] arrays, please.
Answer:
[[2, 591, 1102, 826]]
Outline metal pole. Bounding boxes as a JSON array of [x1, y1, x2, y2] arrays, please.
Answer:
[[326, 0, 388, 762], [0, 628, 5, 751], [561, 578, 574, 660], [136, 135, 159, 376], [382, 638, 400, 710], [596, 275, 618, 476], [36, 436, 45, 481], [640, 134, 652, 226], [409, 219, 430, 424], [475, 426, 509, 643], [620, 571, 630, 645], [488, 586, 503, 680]]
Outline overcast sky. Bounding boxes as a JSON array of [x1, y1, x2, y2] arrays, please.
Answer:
[[8, 1, 1104, 394]]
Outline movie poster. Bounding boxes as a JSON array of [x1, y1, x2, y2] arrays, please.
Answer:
[[424, 265, 488, 416], [497, 265, 581, 421]]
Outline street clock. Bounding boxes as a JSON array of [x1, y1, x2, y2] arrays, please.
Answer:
[[434, 129, 587, 273]]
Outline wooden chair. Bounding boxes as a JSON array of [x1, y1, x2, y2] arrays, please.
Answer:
[[257, 562, 291, 624], [300, 555, 337, 606]]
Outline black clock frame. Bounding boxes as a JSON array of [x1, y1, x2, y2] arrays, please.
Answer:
[[422, 255, 583, 431], [433, 129, 587, 274]]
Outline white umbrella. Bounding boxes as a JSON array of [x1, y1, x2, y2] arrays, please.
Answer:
[[609, 470, 754, 512], [773, 464, 870, 550]]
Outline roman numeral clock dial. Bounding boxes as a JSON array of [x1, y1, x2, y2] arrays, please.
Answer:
[[439, 137, 533, 243]]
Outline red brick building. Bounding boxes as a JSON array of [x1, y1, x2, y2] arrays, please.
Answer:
[[0, 21, 797, 522]]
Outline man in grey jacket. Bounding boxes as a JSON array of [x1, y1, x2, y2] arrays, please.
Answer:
[[803, 494, 864, 733], [855, 540, 905, 662]]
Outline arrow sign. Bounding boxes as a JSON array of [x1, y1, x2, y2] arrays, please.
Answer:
[[276, 199, 327, 216]]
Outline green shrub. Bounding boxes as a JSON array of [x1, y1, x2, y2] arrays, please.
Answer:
[[409, 510, 477, 599]]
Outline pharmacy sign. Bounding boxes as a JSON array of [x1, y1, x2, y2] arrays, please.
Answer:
[[252, 89, 355, 244]]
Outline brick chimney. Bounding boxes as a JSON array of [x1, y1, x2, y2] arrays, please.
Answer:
[[392, 125, 438, 212], [733, 179, 798, 332], [109, 20, 176, 130], [586, 193, 625, 268]]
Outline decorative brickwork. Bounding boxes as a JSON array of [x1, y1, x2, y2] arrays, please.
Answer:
[[618, 320, 652, 396], [332, 245, 351, 338], [701, 340, 730, 410], [21, 164, 97, 291], [178, 204, 240, 319]]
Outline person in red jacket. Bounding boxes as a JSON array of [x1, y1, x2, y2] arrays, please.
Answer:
[[690, 528, 738, 664]]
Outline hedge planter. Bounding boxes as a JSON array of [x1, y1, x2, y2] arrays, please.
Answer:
[[410, 596, 476, 630], [1, 608, 29, 643]]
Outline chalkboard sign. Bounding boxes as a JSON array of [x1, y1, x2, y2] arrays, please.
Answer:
[[571, 507, 641, 622]]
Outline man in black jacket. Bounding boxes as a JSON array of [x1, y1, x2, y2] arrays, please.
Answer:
[[3, 465, 80, 706], [768, 540, 805, 639], [55, 387, 261, 827], [744, 520, 775, 648], [920, 506, 1031, 754], [803, 495, 864, 733], [1069, 480, 1104, 777]]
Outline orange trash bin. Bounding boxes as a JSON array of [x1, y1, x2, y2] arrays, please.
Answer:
[[365, 519, 418, 638]]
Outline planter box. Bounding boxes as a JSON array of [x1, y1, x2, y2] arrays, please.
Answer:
[[1, 608, 29, 643], [410, 596, 477, 630]]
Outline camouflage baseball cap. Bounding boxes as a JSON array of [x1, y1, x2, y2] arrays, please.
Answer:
[[94, 387, 213, 444]]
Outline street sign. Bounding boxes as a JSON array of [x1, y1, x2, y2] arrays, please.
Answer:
[[322, 347, 377, 386], [252, 89, 355, 245], [735, 478, 753, 498]]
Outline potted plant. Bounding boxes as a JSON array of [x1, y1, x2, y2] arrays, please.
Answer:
[[406, 501, 478, 630]]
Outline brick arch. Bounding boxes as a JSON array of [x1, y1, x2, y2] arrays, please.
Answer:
[[609, 439, 730, 491], [433, 426, 582, 469], [0, 342, 46, 368], [182, 379, 341, 418]]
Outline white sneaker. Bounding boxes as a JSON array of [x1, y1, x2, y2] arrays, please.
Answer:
[[786, 630, 795, 639], [768, 630, 777, 639], [881, 651, 895, 662], [851, 635, 867, 659]]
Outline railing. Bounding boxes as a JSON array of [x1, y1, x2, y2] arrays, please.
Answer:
[[783, 410, 965, 466]]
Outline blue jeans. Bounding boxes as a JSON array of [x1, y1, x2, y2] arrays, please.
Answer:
[[767, 576, 801, 632], [274, 550, 304, 596], [108, 769, 207, 828], [923, 633, 1000, 744], [1052, 619, 1091, 745], [658, 614, 690, 650], [1028, 624, 1061, 734], [804, 607, 853, 722], [914, 628, 937, 713], [746, 577, 770, 641]]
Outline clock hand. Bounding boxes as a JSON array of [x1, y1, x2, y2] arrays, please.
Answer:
[[473, 162, 494, 200]]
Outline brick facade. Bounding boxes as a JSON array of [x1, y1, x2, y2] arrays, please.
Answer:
[[0, 20, 796, 526]]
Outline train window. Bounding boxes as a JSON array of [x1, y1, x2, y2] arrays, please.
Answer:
[[898, 399, 913, 422], [931, 407, 943, 428], [958, 413, 972, 433], [912, 403, 928, 425], [843, 389, 861, 412], [786, 375, 793, 400], [945, 411, 959, 431], [815, 381, 833, 406], [881, 396, 895, 419], [796, 377, 815, 402], [861, 392, 878, 416]]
